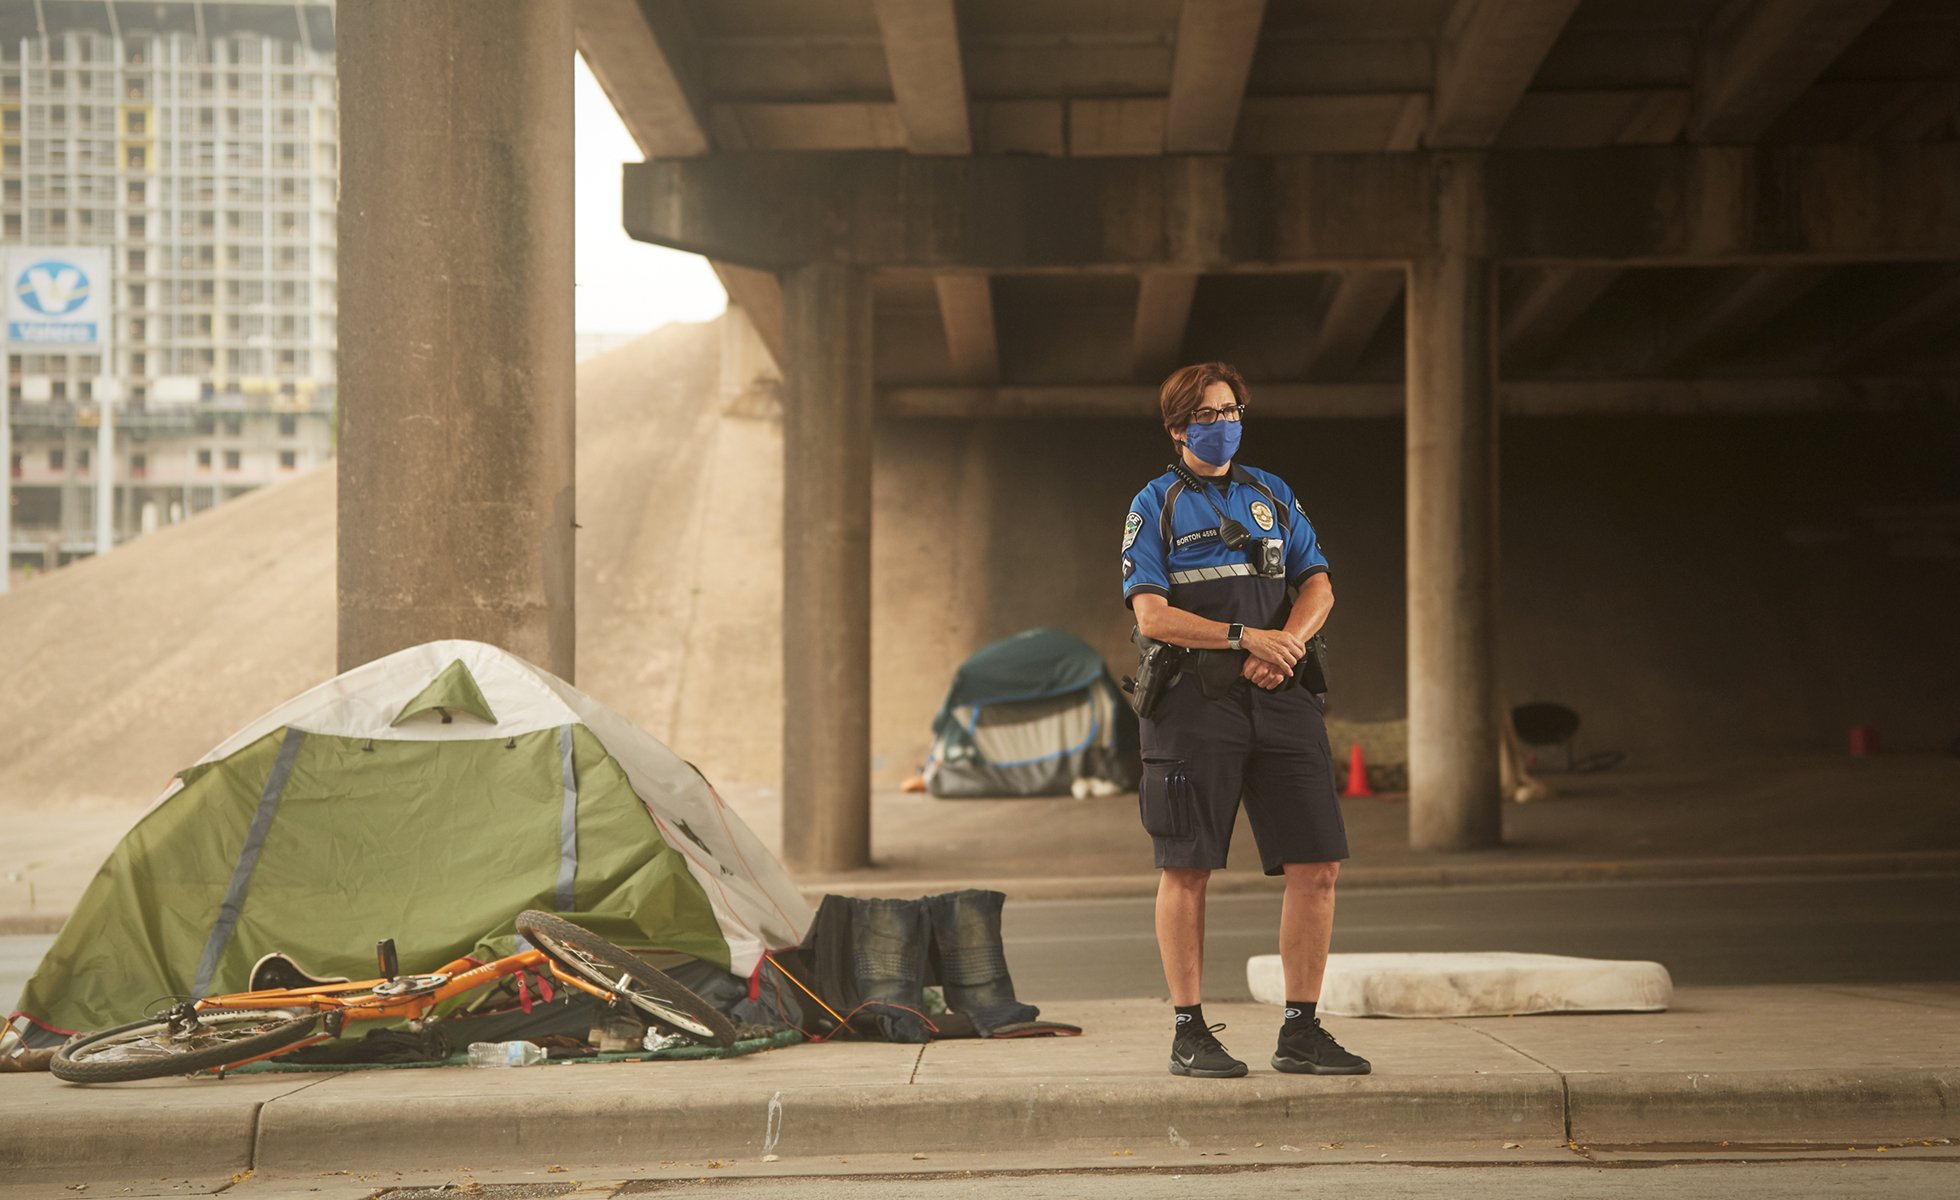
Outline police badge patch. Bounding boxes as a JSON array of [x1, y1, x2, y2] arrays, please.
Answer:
[[1123, 511, 1142, 550], [1122, 556, 1135, 578], [1249, 500, 1276, 532]]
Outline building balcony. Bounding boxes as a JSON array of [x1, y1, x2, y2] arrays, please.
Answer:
[[6, 401, 198, 433]]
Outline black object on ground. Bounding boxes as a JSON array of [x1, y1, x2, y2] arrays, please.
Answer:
[[1512, 701, 1623, 772], [794, 888, 1080, 1044]]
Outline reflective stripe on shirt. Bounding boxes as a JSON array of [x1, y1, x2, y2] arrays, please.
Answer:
[[1169, 563, 1257, 584]]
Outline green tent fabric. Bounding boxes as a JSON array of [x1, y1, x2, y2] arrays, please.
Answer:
[[12, 640, 812, 1042], [390, 658, 499, 727]]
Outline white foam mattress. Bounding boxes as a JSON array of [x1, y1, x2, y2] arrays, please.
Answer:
[[1247, 951, 1673, 1017]]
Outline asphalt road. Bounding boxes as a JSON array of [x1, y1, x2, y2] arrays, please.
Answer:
[[6, 874, 1957, 1022], [999, 874, 1960, 1003]]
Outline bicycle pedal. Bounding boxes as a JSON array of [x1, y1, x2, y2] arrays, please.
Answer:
[[372, 973, 447, 998]]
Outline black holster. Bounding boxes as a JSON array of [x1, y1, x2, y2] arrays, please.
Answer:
[[1294, 632, 1330, 695], [1121, 627, 1186, 719]]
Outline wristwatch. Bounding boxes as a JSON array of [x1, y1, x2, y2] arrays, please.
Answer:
[[1225, 622, 1244, 651]]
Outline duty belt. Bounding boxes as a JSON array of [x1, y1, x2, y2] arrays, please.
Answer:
[[1190, 649, 1249, 698], [1187, 636, 1330, 699]]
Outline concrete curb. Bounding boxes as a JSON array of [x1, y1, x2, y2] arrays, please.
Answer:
[[8, 1064, 1957, 1180], [0, 1078, 302, 1182], [249, 1074, 1568, 1174], [1567, 1068, 1960, 1146]]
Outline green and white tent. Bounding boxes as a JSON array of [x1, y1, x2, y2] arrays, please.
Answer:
[[12, 640, 812, 1041]]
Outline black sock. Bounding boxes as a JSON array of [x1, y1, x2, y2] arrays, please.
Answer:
[[1283, 1000, 1317, 1029], [1173, 1003, 1205, 1038]]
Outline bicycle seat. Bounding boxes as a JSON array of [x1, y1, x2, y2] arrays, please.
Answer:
[[249, 952, 352, 992]]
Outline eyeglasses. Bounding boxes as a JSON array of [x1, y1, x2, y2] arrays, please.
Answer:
[[1189, 403, 1245, 425]]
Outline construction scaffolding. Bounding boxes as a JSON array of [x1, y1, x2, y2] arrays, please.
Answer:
[[2, 1, 338, 585]]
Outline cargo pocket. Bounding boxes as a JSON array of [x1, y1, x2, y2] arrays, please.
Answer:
[[1138, 757, 1194, 840]]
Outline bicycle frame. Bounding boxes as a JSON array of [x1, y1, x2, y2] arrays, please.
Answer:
[[179, 948, 621, 1070]]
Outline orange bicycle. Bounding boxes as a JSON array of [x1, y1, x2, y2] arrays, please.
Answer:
[[50, 910, 737, 1083]]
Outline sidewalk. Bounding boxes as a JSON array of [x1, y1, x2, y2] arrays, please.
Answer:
[[4, 984, 1957, 1188]]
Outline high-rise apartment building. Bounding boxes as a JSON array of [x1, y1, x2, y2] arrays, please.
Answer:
[[2, 0, 337, 583]]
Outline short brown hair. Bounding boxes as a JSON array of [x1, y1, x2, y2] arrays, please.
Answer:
[[1158, 362, 1249, 433]]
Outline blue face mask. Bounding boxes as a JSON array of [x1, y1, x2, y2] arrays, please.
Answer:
[[1183, 418, 1242, 468]]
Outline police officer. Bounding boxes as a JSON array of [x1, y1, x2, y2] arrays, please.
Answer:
[[1122, 362, 1369, 1079]]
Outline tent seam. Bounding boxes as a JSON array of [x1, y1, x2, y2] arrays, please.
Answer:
[[192, 727, 306, 998]]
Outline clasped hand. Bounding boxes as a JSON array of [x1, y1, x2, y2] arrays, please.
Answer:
[[1239, 628, 1306, 691]]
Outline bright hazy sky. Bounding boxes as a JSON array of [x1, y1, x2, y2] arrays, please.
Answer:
[[575, 55, 727, 335]]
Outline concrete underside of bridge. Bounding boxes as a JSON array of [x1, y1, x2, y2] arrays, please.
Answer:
[[336, 0, 1960, 870]]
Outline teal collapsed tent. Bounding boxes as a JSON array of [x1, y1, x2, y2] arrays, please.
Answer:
[[922, 628, 1139, 798]]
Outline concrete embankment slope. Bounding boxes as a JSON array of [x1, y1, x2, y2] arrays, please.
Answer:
[[0, 464, 339, 811], [2, 987, 1955, 1186], [0, 317, 775, 817], [0, 318, 795, 924]]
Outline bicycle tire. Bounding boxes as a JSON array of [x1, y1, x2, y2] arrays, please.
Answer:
[[515, 910, 738, 1047], [51, 1007, 320, 1083]]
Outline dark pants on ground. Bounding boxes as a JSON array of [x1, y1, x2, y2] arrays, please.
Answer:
[[811, 890, 1039, 1043]]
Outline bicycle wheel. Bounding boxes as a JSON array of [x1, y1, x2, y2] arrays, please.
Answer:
[[52, 1007, 320, 1083], [516, 910, 737, 1047]]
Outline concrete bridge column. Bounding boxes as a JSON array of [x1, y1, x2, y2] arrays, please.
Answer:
[[335, 0, 576, 678], [781, 263, 874, 873], [1405, 154, 1502, 851]]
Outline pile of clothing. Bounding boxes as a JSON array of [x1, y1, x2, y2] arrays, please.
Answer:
[[775, 888, 1079, 1042]]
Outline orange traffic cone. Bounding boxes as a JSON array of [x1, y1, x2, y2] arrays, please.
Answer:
[[1342, 741, 1374, 798]]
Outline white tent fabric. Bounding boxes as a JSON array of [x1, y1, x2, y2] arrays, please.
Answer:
[[144, 640, 811, 976]]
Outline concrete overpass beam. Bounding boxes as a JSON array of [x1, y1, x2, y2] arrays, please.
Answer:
[[1306, 269, 1405, 379], [1131, 271, 1200, 382], [935, 275, 1001, 384], [1406, 155, 1502, 851], [1650, 265, 1831, 373], [714, 262, 786, 368], [781, 263, 875, 873], [1689, 0, 1894, 144], [1499, 266, 1620, 372], [878, 377, 1960, 419], [1164, 0, 1267, 152], [625, 145, 1960, 270], [1428, 0, 1585, 148], [873, 0, 974, 155], [336, 0, 577, 678], [575, 0, 713, 158]]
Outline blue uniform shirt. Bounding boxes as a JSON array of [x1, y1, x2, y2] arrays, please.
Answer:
[[1122, 463, 1329, 627]]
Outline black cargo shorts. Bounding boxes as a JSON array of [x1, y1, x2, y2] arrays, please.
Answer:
[[1137, 673, 1348, 874]]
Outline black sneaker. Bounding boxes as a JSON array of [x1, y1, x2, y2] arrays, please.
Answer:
[[1170, 1021, 1248, 1078], [1272, 1018, 1371, 1075]]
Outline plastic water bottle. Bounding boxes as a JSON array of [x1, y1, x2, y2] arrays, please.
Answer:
[[467, 1040, 547, 1068]]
